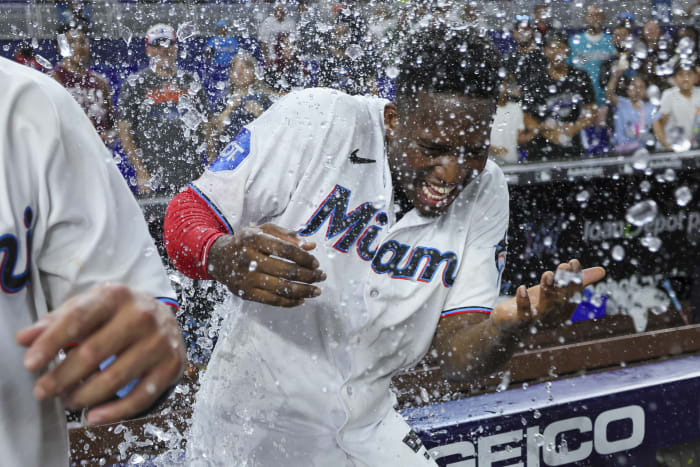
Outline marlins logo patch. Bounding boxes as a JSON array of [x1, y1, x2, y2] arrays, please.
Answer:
[[210, 128, 251, 172], [495, 234, 507, 286]]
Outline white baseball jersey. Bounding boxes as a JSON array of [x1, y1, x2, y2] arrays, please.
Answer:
[[187, 88, 509, 466], [0, 57, 178, 466]]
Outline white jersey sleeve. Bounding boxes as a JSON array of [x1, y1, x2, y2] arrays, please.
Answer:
[[191, 88, 387, 231], [10, 59, 176, 310], [441, 162, 509, 318]]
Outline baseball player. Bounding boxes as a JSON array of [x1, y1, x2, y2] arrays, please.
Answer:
[[164, 27, 604, 466], [0, 56, 185, 466]]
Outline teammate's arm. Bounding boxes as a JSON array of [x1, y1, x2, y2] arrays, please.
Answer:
[[165, 187, 326, 307], [118, 120, 151, 195], [434, 260, 605, 382]]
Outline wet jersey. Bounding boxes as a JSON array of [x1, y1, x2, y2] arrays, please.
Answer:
[[0, 57, 177, 466], [187, 88, 509, 465]]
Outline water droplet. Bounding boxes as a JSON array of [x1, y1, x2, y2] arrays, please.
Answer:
[[675, 186, 692, 206], [496, 370, 511, 392], [612, 245, 625, 261], [625, 200, 658, 227], [144, 247, 156, 257], [119, 25, 132, 46], [543, 236, 552, 247], [345, 44, 364, 60], [576, 190, 589, 203], [631, 148, 650, 170], [647, 85, 661, 106], [57, 33, 72, 57], [385, 65, 399, 79], [640, 236, 662, 252], [533, 409, 542, 419], [35, 54, 52, 69], [554, 268, 583, 287], [497, 67, 507, 78], [640, 180, 651, 193], [663, 168, 676, 182], [248, 261, 258, 272], [671, 137, 691, 153], [176, 22, 196, 42], [633, 43, 648, 60]]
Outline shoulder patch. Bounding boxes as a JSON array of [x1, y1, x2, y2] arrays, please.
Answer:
[[210, 128, 251, 172]]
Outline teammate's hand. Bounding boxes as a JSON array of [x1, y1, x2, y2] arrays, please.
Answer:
[[14, 283, 185, 426], [208, 223, 326, 307], [491, 259, 606, 334]]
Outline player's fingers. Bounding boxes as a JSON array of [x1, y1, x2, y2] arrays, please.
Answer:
[[256, 235, 321, 270], [516, 285, 532, 321], [15, 316, 54, 347], [568, 258, 582, 273], [254, 252, 326, 283], [22, 284, 129, 372], [62, 332, 165, 409], [251, 272, 322, 299], [259, 224, 316, 250], [246, 288, 305, 308], [582, 267, 606, 287], [85, 356, 182, 426], [33, 301, 149, 400]]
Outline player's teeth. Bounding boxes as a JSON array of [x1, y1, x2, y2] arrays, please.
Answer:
[[422, 186, 447, 200], [428, 183, 455, 195]]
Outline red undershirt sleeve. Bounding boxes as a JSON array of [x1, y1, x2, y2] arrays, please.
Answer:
[[164, 185, 230, 280]]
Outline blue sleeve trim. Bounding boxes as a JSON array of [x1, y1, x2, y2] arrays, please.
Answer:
[[186, 183, 234, 234], [440, 306, 493, 318], [157, 297, 180, 311]]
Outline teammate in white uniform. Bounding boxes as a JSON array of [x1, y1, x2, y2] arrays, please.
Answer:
[[0, 57, 185, 466], [165, 27, 604, 466]]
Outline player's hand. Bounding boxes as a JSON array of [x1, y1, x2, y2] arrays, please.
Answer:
[[491, 259, 606, 334], [208, 223, 326, 307], [14, 283, 185, 426]]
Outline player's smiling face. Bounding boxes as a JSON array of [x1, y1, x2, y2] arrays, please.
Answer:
[[388, 91, 496, 217]]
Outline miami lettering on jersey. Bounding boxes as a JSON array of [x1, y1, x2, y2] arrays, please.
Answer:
[[299, 185, 458, 287], [1, 206, 33, 294]]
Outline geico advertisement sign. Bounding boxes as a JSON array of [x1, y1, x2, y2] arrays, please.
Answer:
[[431, 405, 644, 466]]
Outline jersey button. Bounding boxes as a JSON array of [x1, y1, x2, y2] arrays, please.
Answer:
[[369, 289, 379, 298]]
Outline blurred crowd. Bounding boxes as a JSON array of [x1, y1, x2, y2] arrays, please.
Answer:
[[9, 0, 700, 196]]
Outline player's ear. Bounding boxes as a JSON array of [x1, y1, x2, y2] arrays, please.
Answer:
[[384, 103, 398, 142]]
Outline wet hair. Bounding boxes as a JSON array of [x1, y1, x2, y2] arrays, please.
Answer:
[[56, 18, 90, 37], [395, 26, 502, 101]]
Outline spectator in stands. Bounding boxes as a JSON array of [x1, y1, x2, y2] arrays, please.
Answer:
[[296, 0, 326, 62], [607, 73, 656, 154], [599, 22, 634, 101], [638, 19, 674, 92], [56, 0, 91, 27], [49, 22, 117, 147], [318, 7, 378, 95], [264, 32, 311, 93], [258, 2, 297, 62], [207, 52, 274, 162], [489, 74, 539, 165], [568, 5, 616, 106], [504, 16, 548, 98], [522, 32, 597, 161], [118, 24, 208, 198], [205, 19, 240, 75], [533, 4, 555, 40], [653, 62, 700, 152]]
